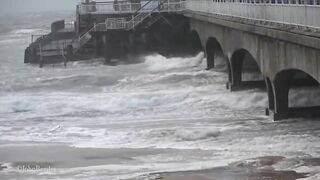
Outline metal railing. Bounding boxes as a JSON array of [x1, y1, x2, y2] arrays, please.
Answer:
[[64, 21, 75, 29], [71, 0, 186, 50], [78, 0, 186, 14], [105, 18, 127, 29], [103, 0, 186, 30], [31, 34, 47, 43], [79, 1, 147, 15], [186, 0, 320, 30]]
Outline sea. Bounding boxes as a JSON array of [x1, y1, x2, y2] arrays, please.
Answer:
[[0, 11, 319, 180]]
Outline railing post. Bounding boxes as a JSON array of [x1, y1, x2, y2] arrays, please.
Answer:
[[39, 43, 43, 68]]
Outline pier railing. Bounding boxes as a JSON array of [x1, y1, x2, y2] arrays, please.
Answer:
[[79, 1, 152, 15], [78, 0, 186, 15], [103, 0, 186, 30], [186, 0, 320, 30]]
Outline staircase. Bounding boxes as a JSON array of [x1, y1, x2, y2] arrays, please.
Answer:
[[71, 0, 186, 52], [143, 13, 163, 29], [115, 0, 169, 30], [25, 0, 185, 66]]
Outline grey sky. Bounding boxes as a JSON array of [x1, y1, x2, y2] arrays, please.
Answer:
[[0, 0, 82, 14]]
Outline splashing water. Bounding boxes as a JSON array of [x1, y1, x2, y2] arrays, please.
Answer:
[[0, 12, 319, 180]]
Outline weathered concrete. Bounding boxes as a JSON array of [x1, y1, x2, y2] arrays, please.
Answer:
[[185, 11, 320, 120]]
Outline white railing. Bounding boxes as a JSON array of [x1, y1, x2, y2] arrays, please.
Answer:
[[186, 0, 320, 30], [78, 3, 138, 15], [105, 18, 127, 29], [78, 1, 153, 15], [103, 0, 186, 30], [64, 21, 75, 29], [75, 24, 97, 49], [78, 0, 186, 15]]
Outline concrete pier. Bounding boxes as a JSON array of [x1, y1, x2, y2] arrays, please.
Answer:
[[24, 0, 320, 121], [185, 0, 320, 120]]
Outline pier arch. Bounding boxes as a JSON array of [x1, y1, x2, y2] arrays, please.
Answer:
[[205, 37, 225, 70], [229, 49, 264, 91], [273, 69, 320, 120]]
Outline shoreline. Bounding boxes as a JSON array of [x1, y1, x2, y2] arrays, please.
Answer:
[[133, 156, 320, 180], [0, 142, 318, 180], [144, 167, 306, 180]]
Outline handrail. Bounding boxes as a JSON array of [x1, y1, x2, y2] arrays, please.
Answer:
[[72, 22, 106, 51], [79, 24, 96, 43], [132, 0, 157, 16], [78, 0, 178, 15], [102, 0, 185, 30], [186, 0, 320, 30], [35, 0, 186, 55], [126, 0, 168, 30]]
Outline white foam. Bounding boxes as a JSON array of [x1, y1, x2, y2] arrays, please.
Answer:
[[13, 28, 44, 34], [145, 52, 205, 71], [0, 42, 319, 179], [174, 128, 221, 141]]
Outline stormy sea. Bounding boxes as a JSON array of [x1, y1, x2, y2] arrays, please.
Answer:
[[0, 11, 319, 180]]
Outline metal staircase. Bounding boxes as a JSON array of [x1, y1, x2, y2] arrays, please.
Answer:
[[71, 0, 186, 51], [25, 0, 185, 66], [106, 0, 169, 31], [143, 13, 163, 29], [127, 0, 168, 30], [73, 25, 96, 50]]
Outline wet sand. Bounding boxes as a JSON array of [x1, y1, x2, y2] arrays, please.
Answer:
[[0, 142, 167, 169], [136, 156, 313, 180], [153, 167, 305, 180], [0, 141, 317, 180], [0, 142, 176, 179]]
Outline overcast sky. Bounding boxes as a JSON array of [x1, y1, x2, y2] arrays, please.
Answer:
[[0, 0, 82, 14]]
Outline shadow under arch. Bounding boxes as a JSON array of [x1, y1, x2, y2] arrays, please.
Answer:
[[188, 30, 203, 55], [229, 48, 265, 91], [205, 37, 231, 83], [205, 37, 225, 70], [272, 69, 320, 120]]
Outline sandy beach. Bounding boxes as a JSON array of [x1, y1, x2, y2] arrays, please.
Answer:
[[0, 141, 319, 180], [134, 156, 314, 180], [150, 167, 305, 180], [0, 142, 173, 179]]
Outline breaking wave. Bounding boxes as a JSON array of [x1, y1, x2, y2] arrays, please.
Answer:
[[0, 12, 319, 179], [144, 52, 205, 71]]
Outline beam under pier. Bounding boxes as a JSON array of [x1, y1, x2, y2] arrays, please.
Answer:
[[227, 80, 266, 91]]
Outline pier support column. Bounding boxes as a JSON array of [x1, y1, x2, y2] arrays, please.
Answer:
[[226, 57, 232, 85], [229, 54, 244, 91], [102, 34, 111, 63], [128, 32, 136, 55], [265, 77, 275, 116], [273, 74, 290, 120], [206, 49, 215, 69]]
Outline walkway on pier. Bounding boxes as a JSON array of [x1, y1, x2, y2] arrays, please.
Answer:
[[78, 0, 320, 31]]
